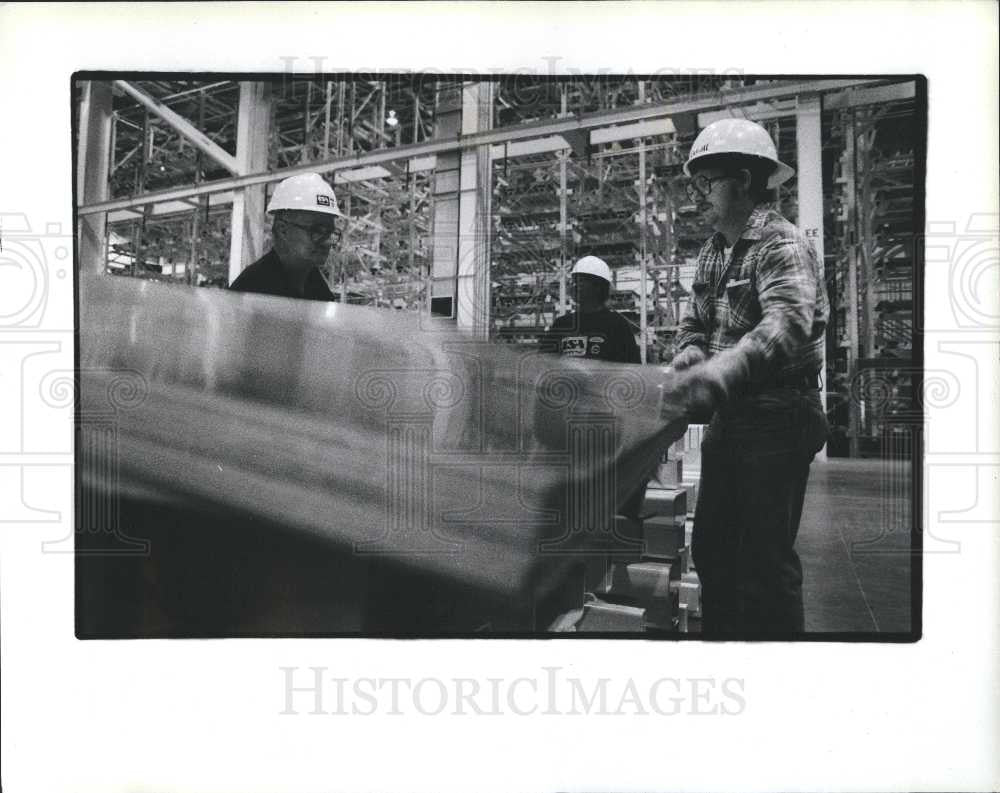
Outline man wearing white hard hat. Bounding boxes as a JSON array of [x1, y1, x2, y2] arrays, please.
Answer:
[[229, 172, 343, 300], [543, 255, 645, 516], [543, 255, 640, 363], [671, 118, 828, 635]]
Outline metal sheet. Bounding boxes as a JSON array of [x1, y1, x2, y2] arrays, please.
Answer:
[[78, 274, 689, 632]]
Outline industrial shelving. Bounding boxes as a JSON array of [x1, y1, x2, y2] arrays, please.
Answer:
[[99, 78, 436, 306], [489, 78, 711, 361], [78, 76, 920, 457], [826, 97, 918, 457]]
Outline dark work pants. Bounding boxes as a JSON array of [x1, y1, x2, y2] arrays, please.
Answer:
[[691, 389, 827, 635]]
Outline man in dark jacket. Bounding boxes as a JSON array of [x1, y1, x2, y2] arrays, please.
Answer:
[[229, 172, 343, 301], [543, 255, 640, 364], [543, 255, 646, 518]]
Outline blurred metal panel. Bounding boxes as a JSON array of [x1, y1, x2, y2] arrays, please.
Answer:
[[77, 276, 688, 634]]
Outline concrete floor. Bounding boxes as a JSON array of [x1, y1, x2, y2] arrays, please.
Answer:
[[798, 459, 913, 634], [683, 455, 915, 635]]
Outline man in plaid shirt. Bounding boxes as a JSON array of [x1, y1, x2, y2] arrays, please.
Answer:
[[672, 119, 829, 635]]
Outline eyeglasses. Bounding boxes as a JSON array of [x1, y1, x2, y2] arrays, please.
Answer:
[[685, 173, 735, 203], [280, 217, 342, 243]]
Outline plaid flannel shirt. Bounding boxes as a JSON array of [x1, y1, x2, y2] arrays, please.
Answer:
[[675, 203, 828, 397]]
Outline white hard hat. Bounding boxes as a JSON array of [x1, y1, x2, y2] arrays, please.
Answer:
[[571, 255, 613, 284], [684, 118, 795, 189], [266, 172, 343, 217]]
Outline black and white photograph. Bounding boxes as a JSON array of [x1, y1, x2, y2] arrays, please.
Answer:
[[74, 73, 924, 639], [1, 4, 997, 793]]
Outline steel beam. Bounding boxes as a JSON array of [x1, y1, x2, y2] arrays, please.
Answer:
[[590, 117, 675, 145], [160, 81, 231, 102], [338, 165, 393, 183], [109, 192, 235, 224], [115, 80, 241, 175], [81, 78, 891, 217], [824, 80, 915, 109], [229, 82, 272, 284], [486, 119, 676, 162], [490, 135, 567, 161], [699, 98, 798, 126]]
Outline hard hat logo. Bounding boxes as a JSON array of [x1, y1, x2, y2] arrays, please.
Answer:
[[316, 195, 331, 207], [684, 118, 795, 189]]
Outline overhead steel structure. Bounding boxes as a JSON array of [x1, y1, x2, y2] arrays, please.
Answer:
[[75, 75, 919, 457]]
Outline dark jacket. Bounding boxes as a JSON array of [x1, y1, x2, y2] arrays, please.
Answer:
[[228, 250, 336, 301], [542, 307, 641, 364]]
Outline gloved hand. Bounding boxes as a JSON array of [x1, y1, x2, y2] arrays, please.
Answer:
[[674, 360, 728, 424], [669, 345, 707, 372], [663, 346, 753, 424]]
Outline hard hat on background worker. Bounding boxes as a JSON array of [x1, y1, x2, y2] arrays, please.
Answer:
[[571, 255, 613, 284], [683, 118, 795, 189], [266, 172, 344, 217]]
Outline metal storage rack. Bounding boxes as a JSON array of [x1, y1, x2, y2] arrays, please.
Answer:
[[827, 97, 917, 457]]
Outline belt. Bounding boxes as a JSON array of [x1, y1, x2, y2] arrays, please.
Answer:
[[772, 371, 821, 391]]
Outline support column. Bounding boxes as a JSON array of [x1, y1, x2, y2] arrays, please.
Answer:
[[559, 152, 568, 315], [229, 82, 272, 284], [77, 81, 113, 276], [844, 110, 860, 459], [323, 81, 333, 158], [637, 81, 648, 364], [558, 85, 570, 316], [858, 119, 879, 360], [430, 80, 493, 332], [429, 81, 462, 319], [638, 143, 649, 365], [795, 94, 827, 459], [456, 81, 494, 336]]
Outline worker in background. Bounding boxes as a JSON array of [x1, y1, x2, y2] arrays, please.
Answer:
[[543, 255, 646, 517], [229, 172, 343, 300], [542, 255, 641, 363], [671, 118, 829, 635]]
